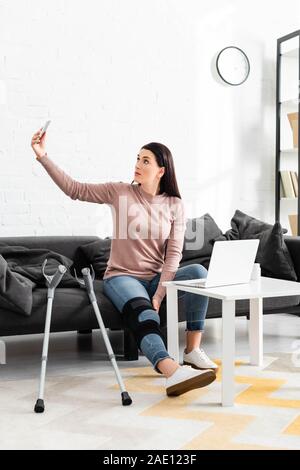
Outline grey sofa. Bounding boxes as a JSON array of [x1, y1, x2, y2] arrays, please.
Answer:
[[1, 235, 300, 361]]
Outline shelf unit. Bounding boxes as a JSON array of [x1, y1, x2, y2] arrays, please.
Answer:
[[275, 30, 300, 235]]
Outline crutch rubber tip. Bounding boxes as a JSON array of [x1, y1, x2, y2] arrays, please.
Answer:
[[34, 399, 45, 413], [121, 391, 132, 406]]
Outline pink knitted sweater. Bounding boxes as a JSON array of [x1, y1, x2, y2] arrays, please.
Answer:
[[37, 154, 186, 303]]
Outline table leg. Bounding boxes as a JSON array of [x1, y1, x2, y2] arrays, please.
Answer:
[[249, 297, 263, 366], [166, 286, 179, 363], [222, 299, 236, 406]]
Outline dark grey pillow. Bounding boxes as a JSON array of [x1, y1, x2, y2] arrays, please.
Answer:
[[224, 209, 288, 239], [224, 210, 296, 281], [182, 213, 226, 262], [74, 237, 112, 279]]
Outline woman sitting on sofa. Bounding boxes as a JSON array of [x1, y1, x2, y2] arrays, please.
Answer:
[[31, 127, 218, 397]]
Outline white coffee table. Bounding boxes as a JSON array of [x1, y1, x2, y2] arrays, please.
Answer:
[[162, 277, 300, 406]]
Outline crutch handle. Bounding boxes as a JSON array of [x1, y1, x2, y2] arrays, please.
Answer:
[[42, 259, 67, 289], [74, 264, 95, 289], [81, 267, 95, 294], [49, 264, 67, 289]]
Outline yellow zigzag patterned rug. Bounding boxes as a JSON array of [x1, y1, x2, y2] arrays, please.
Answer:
[[111, 353, 300, 450], [1, 352, 300, 450]]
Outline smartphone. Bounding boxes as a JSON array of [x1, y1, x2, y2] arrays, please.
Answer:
[[40, 120, 51, 136]]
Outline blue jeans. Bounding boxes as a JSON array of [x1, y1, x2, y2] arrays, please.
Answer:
[[103, 263, 209, 373]]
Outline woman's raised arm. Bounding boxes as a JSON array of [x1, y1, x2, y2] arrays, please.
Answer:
[[31, 128, 116, 204]]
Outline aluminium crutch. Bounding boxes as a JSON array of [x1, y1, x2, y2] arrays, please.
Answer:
[[74, 265, 132, 406], [34, 259, 67, 413]]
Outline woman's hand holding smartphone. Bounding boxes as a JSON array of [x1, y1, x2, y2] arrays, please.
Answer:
[[31, 120, 51, 160]]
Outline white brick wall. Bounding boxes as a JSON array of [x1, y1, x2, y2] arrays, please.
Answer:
[[0, 0, 300, 238]]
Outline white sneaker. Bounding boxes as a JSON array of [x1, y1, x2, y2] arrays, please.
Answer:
[[166, 365, 216, 397], [183, 348, 219, 372]]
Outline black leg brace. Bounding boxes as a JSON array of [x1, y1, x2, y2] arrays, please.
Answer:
[[122, 296, 164, 350]]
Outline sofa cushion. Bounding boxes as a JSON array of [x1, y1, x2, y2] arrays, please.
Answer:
[[73, 237, 112, 279], [0, 280, 122, 334], [284, 236, 300, 282], [182, 213, 225, 263], [223, 210, 297, 281]]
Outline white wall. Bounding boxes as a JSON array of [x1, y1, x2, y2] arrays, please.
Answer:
[[0, 0, 299, 237]]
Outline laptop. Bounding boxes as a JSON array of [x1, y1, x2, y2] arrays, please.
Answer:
[[173, 239, 260, 289]]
